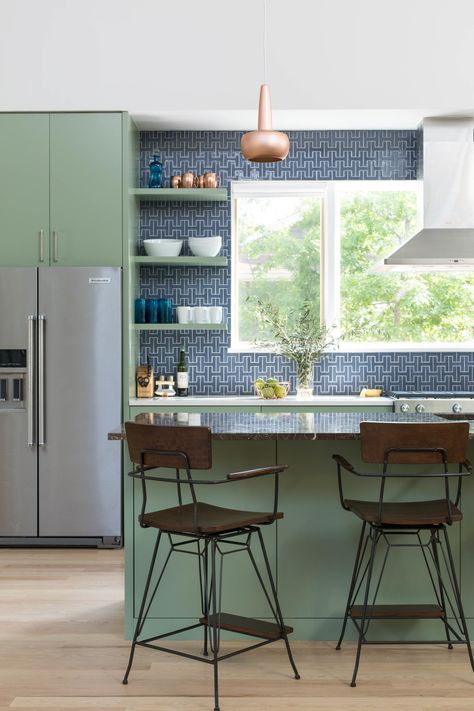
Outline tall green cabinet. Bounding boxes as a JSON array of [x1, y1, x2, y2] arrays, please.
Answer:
[[0, 112, 123, 267]]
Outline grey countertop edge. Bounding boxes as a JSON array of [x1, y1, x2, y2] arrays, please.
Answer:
[[109, 411, 474, 441]]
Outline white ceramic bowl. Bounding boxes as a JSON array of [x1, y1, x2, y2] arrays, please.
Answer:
[[188, 236, 222, 258], [143, 239, 183, 257]]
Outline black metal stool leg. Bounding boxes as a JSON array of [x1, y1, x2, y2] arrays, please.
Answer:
[[441, 526, 474, 672], [350, 526, 378, 688], [257, 528, 300, 680], [123, 530, 162, 685], [431, 529, 453, 650], [337, 521, 367, 650], [210, 537, 220, 711], [201, 539, 210, 657]]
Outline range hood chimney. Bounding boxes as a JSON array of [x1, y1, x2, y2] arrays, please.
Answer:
[[384, 117, 474, 271]]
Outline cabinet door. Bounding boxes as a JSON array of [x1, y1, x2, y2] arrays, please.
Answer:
[[0, 114, 50, 266], [50, 113, 123, 266]]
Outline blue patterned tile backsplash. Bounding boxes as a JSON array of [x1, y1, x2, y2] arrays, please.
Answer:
[[138, 130, 474, 396]]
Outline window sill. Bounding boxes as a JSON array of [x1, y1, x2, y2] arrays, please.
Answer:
[[228, 343, 474, 355]]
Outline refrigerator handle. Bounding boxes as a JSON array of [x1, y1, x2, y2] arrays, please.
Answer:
[[27, 315, 36, 446], [38, 315, 45, 447]]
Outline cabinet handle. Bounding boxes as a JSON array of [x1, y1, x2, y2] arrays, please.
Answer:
[[53, 231, 59, 262], [39, 230, 45, 262]]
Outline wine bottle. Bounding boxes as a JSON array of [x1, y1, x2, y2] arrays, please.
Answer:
[[176, 349, 189, 397]]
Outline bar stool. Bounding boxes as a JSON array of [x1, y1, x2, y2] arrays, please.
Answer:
[[122, 422, 299, 711], [333, 421, 474, 687]]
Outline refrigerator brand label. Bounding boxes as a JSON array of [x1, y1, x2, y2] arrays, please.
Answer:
[[88, 278, 111, 284]]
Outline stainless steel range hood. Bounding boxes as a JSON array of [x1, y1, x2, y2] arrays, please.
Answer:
[[384, 118, 474, 271]]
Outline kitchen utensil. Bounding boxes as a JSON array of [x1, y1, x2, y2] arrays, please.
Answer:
[[170, 175, 181, 188], [158, 298, 173, 324], [193, 306, 210, 323], [136, 364, 154, 398], [143, 239, 183, 257], [203, 172, 218, 188], [209, 306, 223, 324], [177, 306, 192, 324], [134, 297, 146, 323], [154, 375, 176, 397], [181, 171, 194, 188], [188, 236, 222, 257], [145, 298, 158, 324]]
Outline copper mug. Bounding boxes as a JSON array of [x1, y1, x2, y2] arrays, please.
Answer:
[[203, 172, 218, 188], [181, 171, 194, 188], [170, 175, 181, 189]]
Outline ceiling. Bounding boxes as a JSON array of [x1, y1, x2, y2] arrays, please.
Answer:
[[1, 0, 474, 130]]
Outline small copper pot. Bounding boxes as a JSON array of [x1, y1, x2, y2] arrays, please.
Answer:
[[170, 175, 181, 189], [181, 171, 194, 188], [196, 174, 205, 188], [203, 172, 218, 188]]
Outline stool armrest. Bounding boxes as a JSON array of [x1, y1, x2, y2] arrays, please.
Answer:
[[227, 464, 288, 525], [128, 469, 228, 485], [332, 454, 356, 473], [461, 459, 472, 474], [227, 464, 288, 481]]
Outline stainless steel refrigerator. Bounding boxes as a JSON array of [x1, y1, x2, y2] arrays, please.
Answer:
[[0, 267, 122, 547]]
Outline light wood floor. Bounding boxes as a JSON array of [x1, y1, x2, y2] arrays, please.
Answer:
[[1, 548, 474, 710]]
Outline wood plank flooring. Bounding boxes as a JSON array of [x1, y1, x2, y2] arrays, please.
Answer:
[[1, 548, 474, 710]]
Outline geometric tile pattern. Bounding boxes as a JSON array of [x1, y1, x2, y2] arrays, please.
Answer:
[[137, 130, 473, 396]]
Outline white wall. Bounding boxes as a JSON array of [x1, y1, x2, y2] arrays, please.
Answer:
[[1, 0, 473, 127]]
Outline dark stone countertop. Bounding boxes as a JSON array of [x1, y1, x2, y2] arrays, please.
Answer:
[[108, 411, 474, 441]]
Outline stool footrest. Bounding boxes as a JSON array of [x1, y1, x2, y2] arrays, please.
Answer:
[[200, 613, 293, 640], [350, 604, 445, 620]]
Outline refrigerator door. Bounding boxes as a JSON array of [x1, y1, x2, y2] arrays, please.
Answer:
[[0, 268, 38, 536], [38, 267, 121, 537]]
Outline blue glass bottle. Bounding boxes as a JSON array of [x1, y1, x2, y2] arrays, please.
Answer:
[[148, 153, 163, 188], [134, 298, 146, 324]]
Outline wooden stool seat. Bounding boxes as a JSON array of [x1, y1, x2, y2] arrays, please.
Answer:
[[344, 498, 462, 526], [142, 502, 284, 534]]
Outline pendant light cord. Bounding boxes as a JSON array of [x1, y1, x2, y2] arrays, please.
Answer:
[[263, 0, 267, 85]]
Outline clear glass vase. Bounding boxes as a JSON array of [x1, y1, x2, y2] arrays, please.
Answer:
[[296, 367, 314, 399]]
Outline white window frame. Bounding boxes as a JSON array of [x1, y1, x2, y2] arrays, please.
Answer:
[[230, 179, 474, 353]]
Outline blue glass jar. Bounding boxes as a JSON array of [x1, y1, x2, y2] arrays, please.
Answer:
[[158, 298, 173, 324], [145, 298, 159, 323], [134, 298, 146, 324], [148, 153, 163, 188]]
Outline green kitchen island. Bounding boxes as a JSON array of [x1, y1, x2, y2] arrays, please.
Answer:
[[110, 411, 474, 640]]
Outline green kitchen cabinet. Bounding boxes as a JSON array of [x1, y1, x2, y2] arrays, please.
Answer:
[[0, 114, 50, 266], [49, 113, 123, 266], [0, 112, 123, 267]]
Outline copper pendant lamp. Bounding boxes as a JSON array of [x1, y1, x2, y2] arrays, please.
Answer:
[[241, 0, 289, 163]]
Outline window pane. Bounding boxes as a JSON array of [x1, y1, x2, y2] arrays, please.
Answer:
[[236, 194, 321, 344], [340, 190, 474, 343]]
